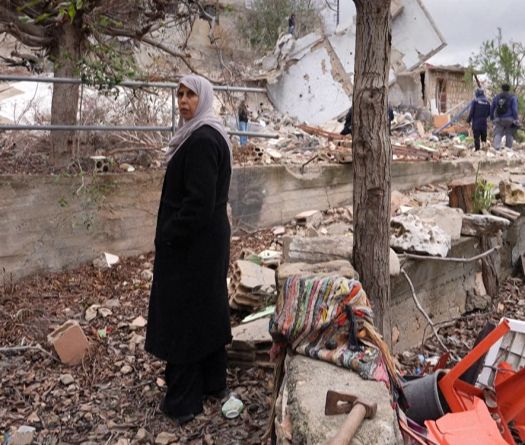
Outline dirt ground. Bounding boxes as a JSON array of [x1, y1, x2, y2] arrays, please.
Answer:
[[0, 232, 275, 445], [2, 223, 525, 443]]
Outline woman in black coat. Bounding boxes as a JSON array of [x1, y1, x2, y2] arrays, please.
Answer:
[[145, 74, 232, 425]]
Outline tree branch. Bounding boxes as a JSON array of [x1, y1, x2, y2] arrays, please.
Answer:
[[140, 36, 212, 80]]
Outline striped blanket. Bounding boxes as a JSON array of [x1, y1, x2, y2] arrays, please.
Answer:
[[270, 275, 394, 384]]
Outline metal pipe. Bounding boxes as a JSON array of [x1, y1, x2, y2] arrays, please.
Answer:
[[0, 124, 279, 138], [0, 75, 267, 93]]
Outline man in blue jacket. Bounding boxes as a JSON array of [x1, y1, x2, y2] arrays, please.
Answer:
[[490, 83, 519, 150], [467, 88, 491, 151]]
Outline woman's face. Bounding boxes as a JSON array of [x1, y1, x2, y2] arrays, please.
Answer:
[[177, 84, 199, 120]]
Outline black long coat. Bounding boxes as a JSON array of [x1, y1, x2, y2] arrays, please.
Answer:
[[145, 125, 232, 365]]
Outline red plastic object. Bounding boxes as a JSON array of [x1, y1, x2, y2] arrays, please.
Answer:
[[438, 319, 517, 444], [425, 397, 509, 445]]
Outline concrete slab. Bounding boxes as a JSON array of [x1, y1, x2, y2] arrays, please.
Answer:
[[279, 354, 402, 445]]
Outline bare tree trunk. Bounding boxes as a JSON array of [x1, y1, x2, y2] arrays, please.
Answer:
[[352, 0, 392, 343], [50, 22, 82, 167]]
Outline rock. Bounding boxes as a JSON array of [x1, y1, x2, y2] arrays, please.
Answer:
[[461, 214, 511, 236], [500, 180, 525, 205], [92, 252, 120, 269], [155, 432, 178, 445], [277, 260, 358, 289], [390, 248, 400, 276], [10, 426, 36, 445], [282, 235, 354, 263], [465, 290, 491, 312], [140, 269, 153, 281], [85, 304, 100, 322], [325, 222, 351, 235], [276, 355, 402, 445], [120, 365, 133, 375], [407, 206, 463, 241], [98, 307, 112, 318], [115, 439, 130, 445], [60, 373, 75, 385], [391, 214, 451, 257], [119, 163, 135, 172], [130, 316, 147, 329], [272, 225, 286, 236], [294, 210, 322, 228], [135, 428, 150, 442]]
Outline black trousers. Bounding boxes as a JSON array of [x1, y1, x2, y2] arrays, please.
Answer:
[[163, 347, 227, 418], [473, 127, 487, 151]]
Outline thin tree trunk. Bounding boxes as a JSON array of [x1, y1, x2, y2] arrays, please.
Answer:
[[352, 0, 392, 343], [50, 22, 82, 167]]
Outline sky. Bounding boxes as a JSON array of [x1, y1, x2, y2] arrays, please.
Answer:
[[423, 0, 525, 66]]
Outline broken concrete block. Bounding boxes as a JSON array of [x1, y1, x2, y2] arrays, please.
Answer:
[[282, 235, 354, 263], [48, 320, 89, 366], [325, 222, 351, 235], [294, 210, 322, 228], [500, 180, 525, 206], [229, 260, 277, 310], [391, 214, 451, 257], [155, 431, 178, 445], [276, 355, 402, 444], [277, 260, 358, 289], [92, 252, 120, 269], [272, 225, 286, 236], [408, 205, 463, 241], [10, 426, 36, 445], [461, 214, 510, 237], [130, 315, 147, 329]]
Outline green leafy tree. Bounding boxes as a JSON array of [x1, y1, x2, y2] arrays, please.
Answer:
[[469, 28, 525, 109], [0, 0, 203, 166], [241, 0, 320, 50]]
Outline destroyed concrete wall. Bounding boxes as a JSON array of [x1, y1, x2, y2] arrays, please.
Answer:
[[425, 66, 473, 114], [389, 72, 424, 108], [1, 158, 517, 282], [266, 0, 446, 124]]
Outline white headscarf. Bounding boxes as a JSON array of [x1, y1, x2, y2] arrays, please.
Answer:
[[166, 74, 232, 163]]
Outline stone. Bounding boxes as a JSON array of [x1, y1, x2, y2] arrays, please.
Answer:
[[10, 426, 36, 445], [390, 248, 400, 276], [294, 210, 322, 228], [465, 290, 491, 312], [272, 225, 286, 236], [140, 269, 153, 281], [282, 235, 354, 263], [92, 252, 120, 269], [277, 260, 358, 289], [500, 180, 525, 206], [120, 365, 133, 375], [48, 320, 90, 366], [60, 374, 75, 385], [85, 304, 100, 322], [325, 222, 351, 235], [276, 355, 402, 445], [461, 214, 511, 236], [130, 316, 147, 329], [407, 205, 463, 241], [390, 214, 451, 258]]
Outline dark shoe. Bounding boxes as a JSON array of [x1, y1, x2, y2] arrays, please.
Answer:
[[204, 387, 229, 401], [175, 413, 195, 426], [160, 399, 201, 425]]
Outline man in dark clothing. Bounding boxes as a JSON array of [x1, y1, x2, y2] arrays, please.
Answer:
[[288, 13, 296, 35], [467, 88, 491, 151], [490, 83, 519, 150], [340, 107, 352, 135], [340, 105, 394, 136]]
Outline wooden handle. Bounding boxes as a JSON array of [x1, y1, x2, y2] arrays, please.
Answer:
[[324, 403, 367, 445]]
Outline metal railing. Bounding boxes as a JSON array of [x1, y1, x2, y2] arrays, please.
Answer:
[[0, 75, 279, 139]]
